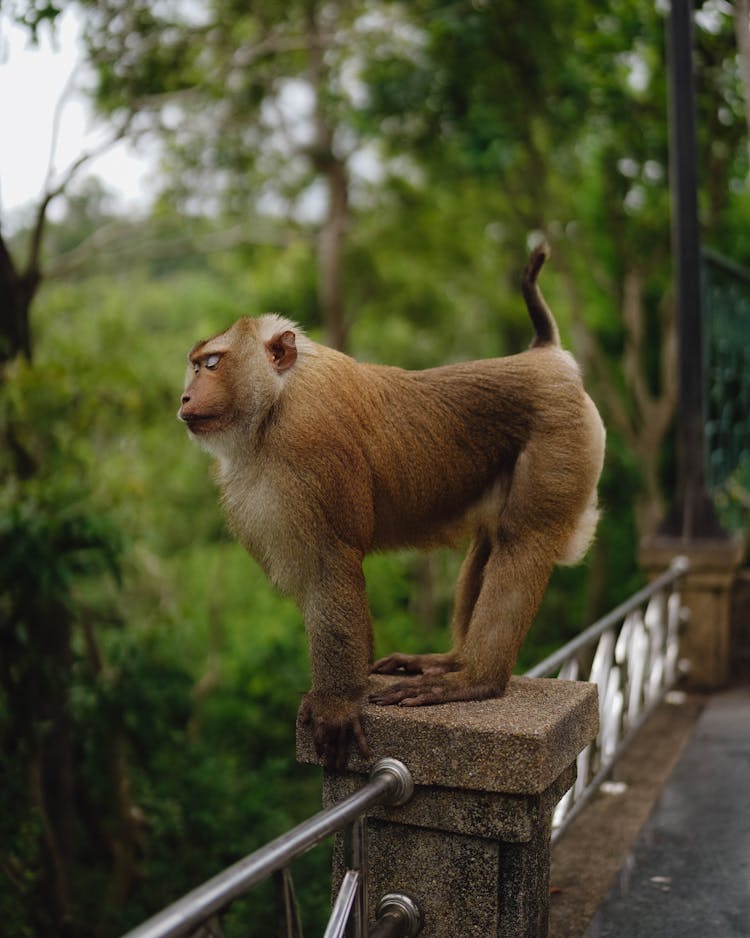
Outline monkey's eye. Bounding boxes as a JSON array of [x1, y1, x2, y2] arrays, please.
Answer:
[[205, 353, 221, 370], [193, 362, 200, 375]]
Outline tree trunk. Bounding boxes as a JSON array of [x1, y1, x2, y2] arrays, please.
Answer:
[[318, 155, 350, 351], [0, 233, 36, 364], [306, 1, 350, 351], [735, 0, 750, 154]]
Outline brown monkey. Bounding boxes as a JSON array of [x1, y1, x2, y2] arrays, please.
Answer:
[[179, 246, 605, 769]]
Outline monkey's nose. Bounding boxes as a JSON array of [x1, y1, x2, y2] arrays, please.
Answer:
[[181, 393, 191, 405]]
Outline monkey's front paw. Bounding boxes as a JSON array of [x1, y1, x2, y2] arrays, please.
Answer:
[[298, 693, 371, 770]]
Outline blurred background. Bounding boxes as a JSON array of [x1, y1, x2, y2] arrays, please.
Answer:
[[1, 1, 748, 935]]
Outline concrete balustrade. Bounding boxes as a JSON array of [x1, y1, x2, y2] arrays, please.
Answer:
[[297, 674, 599, 938]]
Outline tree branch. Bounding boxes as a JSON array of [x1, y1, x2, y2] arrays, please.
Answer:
[[43, 66, 78, 199], [25, 110, 137, 279]]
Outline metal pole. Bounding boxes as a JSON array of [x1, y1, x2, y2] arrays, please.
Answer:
[[663, 0, 727, 539], [324, 870, 360, 938], [121, 759, 413, 938], [345, 815, 368, 938]]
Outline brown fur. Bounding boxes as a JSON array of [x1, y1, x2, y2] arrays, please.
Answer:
[[178, 248, 606, 768]]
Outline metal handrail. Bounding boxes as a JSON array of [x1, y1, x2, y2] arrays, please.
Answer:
[[122, 758, 416, 938], [525, 555, 690, 843]]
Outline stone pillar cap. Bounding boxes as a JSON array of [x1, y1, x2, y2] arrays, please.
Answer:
[[639, 535, 745, 571], [297, 675, 599, 795]]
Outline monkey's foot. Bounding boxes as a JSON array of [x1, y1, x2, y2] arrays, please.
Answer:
[[370, 651, 460, 677], [369, 672, 502, 708], [299, 692, 371, 770]]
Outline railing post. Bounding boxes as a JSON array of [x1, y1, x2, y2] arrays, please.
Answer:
[[297, 676, 599, 938], [343, 815, 367, 938], [640, 539, 744, 687]]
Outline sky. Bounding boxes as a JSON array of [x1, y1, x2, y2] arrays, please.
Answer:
[[0, 8, 155, 229]]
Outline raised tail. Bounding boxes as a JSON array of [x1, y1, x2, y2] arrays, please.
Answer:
[[522, 242, 561, 348]]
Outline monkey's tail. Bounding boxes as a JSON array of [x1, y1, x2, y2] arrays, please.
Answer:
[[522, 242, 561, 349]]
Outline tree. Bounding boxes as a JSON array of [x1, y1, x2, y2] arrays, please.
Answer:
[[0, 4, 139, 365], [77, 0, 416, 349], [0, 257, 348, 936], [736, 0, 750, 149], [360, 0, 747, 539]]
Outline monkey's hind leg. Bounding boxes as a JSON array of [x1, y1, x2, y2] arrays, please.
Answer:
[[370, 532, 555, 707], [370, 534, 491, 680], [370, 532, 506, 705]]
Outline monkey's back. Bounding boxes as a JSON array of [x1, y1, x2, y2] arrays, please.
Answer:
[[346, 347, 596, 552]]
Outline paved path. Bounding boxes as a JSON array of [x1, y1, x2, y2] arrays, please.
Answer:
[[583, 686, 750, 937]]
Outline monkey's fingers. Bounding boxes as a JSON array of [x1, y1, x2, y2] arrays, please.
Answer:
[[300, 698, 371, 769], [369, 679, 440, 706], [372, 652, 458, 676], [318, 718, 370, 770], [371, 675, 481, 707], [371, 653, 423, 675], [328, 711, 370, 768], [398, 685, 451, 706], [299, 699, 334, 765], [309, 719, 338, 769], [373, 674, 507, 707]]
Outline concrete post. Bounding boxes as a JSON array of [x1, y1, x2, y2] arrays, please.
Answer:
[[730, 568, 750, 681], [640, 538, 745, 687], [297, 675, 599, 938]]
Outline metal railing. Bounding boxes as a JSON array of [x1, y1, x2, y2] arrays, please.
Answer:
[[525, 555, 690, 844], [123, 557, 690, 935], [121, 758, 421, 938], [701, 248, 750, 529]]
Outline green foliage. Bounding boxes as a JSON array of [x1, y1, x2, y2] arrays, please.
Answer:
[[5, 0, 67, 42], [347, 178, 532, 367], [2, 0, 749, 934], [0, 487, 123, 606], [71, 628, 326, 937], [0, 487, 126, 934], [362, 0, 590, 178], [0, 264, 334, 937]]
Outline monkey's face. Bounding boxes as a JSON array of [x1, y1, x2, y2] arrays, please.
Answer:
[[179, 315, 301, 455], [178, 327, 237, 444]]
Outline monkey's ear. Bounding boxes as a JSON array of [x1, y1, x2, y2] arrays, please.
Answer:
[[266, 330, 298, 373]]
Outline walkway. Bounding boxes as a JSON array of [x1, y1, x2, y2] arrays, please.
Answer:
[[582, 686, 750, 937]]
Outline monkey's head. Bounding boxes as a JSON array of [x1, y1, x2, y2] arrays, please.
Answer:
[[178, 314, 309, 456]]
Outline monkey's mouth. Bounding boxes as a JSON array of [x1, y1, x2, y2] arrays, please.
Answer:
[[181, 414, 219, 432]]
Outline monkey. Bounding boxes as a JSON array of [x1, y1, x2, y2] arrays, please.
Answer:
[[178, 245, 605, 769]]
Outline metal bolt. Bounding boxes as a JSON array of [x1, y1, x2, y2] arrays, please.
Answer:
[[374, 893, 422, 937], [369, 758, 414, 806]]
